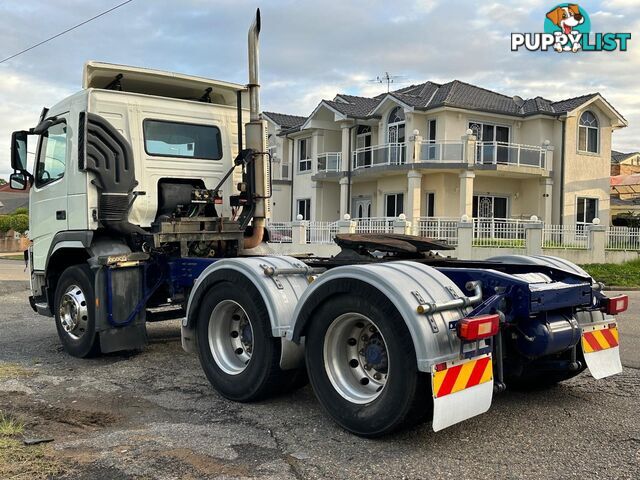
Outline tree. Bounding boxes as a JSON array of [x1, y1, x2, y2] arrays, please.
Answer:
[[0, 178, 7, 185], [9, 214, 29, 234]]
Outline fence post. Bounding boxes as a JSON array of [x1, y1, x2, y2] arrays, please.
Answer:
[[393, 214, 411, 235], [457, 216, 473, 259], [292, 215, 307, 245], [338, 214, 356, 234], [524, 220, 543, 256], [411, 129, 422, 164], [588, 221, 606, 263]]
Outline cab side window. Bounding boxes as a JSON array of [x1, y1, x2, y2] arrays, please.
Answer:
[[36, 121, 67, 187]]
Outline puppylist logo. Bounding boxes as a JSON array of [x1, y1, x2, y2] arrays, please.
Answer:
[[512, 4, 631, 53]]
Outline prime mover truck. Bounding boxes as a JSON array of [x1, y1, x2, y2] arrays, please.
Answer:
[[8, 10, 628, 436]]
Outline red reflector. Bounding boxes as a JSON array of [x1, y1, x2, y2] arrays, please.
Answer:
[[603, 295, 628, 315], [434, 362, 447, 372], [214, 197, 223, 205], [457, 314, 500, 341]]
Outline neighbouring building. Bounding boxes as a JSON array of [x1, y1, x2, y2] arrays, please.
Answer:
[[262, 112, 306, 221], [610, 174, 640, 225], [265, 80, 627, 228], [611, 150, 640, 176]]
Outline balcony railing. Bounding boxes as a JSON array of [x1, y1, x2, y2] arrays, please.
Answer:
[[475, 141, 547, 169], [317, 152, 342, 173], [353, 143, 406, 170], [418, 141, 464, 163]]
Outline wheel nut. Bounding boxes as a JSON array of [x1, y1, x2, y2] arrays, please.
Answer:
[[361, 335, 368, 341], [369, 326, 375, 332], [373, 373, 381, 380], [363, 364, 370, 370]]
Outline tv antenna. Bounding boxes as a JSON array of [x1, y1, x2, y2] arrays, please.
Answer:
[[370, 72, 406, 93]]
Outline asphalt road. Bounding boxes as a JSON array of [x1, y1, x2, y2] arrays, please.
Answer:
[[0, 258, 639, 479]]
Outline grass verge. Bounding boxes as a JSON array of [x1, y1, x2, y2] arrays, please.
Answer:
[[0, 363, 34, 380], [0, 411, 63, 480], [582, 259, 640, 288]]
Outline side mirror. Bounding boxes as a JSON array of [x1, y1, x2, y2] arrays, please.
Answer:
[[11, 130, 29, 171], [9, 171, 27, 190]]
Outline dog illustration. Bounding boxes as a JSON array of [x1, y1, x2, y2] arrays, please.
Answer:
[[546, 4, 585, 52]]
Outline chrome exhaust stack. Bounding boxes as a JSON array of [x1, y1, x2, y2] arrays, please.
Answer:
[[243, 8, 270, 249]]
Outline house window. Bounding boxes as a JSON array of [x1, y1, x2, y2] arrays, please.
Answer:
[[578, 111, 599, 154], [297, 198, 311, 220], [473, 195, 508, 219], [425, 192, 435, 217], [356, 125, 373, 168], [298, 138, 311, 172], [388, 107, 406, 164], [427, 120, 436, 143], [469, 121, 510, 164], [576, 197, 598, 226], [385, 193, 404, 217]]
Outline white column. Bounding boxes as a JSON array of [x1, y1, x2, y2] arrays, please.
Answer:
[[338, 214, 356, 234], [458, 171, 475, 217], [311, 130, 323, 174], [407, 170, 422, 225], [539, 178, 554, 223], [411, 130, 422, 164], [339, 177, 349, 218], [312, 180, 323, 221], [340, 123, 351, 172], [462, 132, 477, 166]]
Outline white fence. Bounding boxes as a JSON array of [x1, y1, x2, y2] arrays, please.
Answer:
[[354, 217, 395, 234], [416, 217, 458, 245], [266, 222, 292, 243], [606, 226, 640, 251], [543, 224, 589, 249], [307, 221, 339, 244], [473, 218, 534, 248], [267, 219, 640, 255]]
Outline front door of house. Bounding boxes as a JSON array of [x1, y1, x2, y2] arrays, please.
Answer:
[[352, 197, 372, 219], [473, 195, 508, 238]]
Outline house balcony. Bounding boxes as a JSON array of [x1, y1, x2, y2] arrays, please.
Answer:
[[317, 152, 342, 173], [474, 141, 548, 169], [352, 142, 407, 170]]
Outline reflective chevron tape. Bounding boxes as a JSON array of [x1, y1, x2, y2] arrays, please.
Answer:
[[582, 325, 619, 353], [432, 355, 492, 399]]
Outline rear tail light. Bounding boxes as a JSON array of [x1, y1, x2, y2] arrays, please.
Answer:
[[602, 295, 628, 315], [457, 314, 500, 341]]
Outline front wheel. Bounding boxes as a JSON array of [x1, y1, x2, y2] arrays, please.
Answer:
[[305, 291, 430, 437], [54, 264, 101, 358]]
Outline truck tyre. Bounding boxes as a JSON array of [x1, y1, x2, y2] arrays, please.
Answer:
[[54, 264, 101, 358], [304, 291, 430, 437], [195, 278, 298, 402]]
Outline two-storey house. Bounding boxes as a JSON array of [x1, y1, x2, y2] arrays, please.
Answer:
[[265, 80, 627, 228]]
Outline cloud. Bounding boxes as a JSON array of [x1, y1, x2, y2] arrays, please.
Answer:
[[1, 0, 639, 179]]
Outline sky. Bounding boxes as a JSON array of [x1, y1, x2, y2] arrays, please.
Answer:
[[0, 0, 639, 179]]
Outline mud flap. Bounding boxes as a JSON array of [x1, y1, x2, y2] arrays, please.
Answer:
[[581, 323, 622, 380], [431, 354, 493, 432]]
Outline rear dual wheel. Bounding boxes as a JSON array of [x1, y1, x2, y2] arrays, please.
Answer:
[[304, 292, 430, 437], [195, 278, 305, 402]]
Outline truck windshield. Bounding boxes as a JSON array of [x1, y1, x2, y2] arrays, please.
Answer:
[[143, 120, 222, 160]]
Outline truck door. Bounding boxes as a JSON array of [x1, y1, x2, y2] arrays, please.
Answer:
[[30, 116, 69, 271]]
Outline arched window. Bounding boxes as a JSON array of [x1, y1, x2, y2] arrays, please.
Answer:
[[578, 111, 599, 153], [388, 106, 405, 124]]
